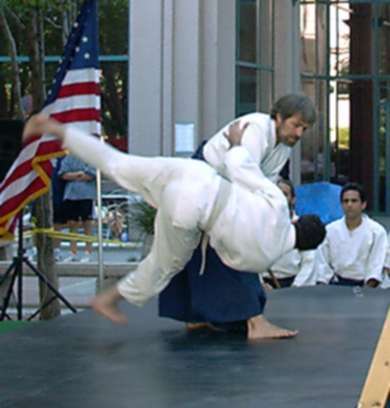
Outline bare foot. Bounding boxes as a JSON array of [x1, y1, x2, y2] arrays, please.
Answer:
[[247, 315, 298, 340], [186, 322, 221, 332], [90, 287, 128, 325], [23, 113, 64, 142], [186, 322, 209, 331]]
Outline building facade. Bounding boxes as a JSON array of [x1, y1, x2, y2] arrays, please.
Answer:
[[1, 1, 388, 214], [127, 0, 301, 177], [128, 0, 390, 214]]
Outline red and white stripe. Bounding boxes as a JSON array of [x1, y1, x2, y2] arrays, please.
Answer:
[[0, 67, 100, 238]]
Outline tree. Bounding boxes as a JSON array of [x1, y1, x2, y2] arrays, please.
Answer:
[[0, 0, 77, 319], [0, 0, 130, 317]]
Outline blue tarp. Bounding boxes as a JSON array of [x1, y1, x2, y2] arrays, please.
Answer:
[[295, 182, 343, 225]]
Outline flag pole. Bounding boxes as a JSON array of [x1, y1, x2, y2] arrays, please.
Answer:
[[96, 164, 104, 291]]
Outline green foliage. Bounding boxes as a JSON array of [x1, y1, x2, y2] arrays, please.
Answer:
[[99, 0, 128, 54], [338, 127, 349, 150], [128, 200, 156, 237], [0, 0, 128, 138]]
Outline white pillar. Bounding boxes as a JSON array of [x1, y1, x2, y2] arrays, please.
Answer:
[[128, 0, 236, 156], [199, 0, 235, 141], [274, 1, 302, 184]]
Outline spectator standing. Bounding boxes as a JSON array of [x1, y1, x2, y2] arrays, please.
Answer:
[[58, 154, 96, 262], [51, 157, 67, 261]]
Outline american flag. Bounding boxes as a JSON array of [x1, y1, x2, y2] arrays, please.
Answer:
[[0, 0, 100, 239]]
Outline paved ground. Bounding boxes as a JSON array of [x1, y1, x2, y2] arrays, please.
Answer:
[[2, 241, 142, 317]]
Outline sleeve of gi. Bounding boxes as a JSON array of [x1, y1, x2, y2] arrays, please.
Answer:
[[364, 226, 387, 283], [384, 232, 390, 268], [203, 122, 269, 173], [315, 237, 335, 284], [292, 250, 317, 287], [222, 145, 280, 198]]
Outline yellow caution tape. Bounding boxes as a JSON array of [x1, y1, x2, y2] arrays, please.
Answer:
[[25, 228, 140, 247]]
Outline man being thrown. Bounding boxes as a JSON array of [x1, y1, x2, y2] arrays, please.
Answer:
[[23, 114, 325, 333]]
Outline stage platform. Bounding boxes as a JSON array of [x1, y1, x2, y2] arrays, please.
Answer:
[[0, 286, 388, 407]]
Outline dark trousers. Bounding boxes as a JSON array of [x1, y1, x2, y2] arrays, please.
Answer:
[[331, 275, 364, 287], [263, 275, 295, 289], [159, 245, 266, 326]]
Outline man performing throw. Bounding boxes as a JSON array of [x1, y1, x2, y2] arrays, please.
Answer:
[[23, 114, 325, 333], [159, 93, 318, 339]]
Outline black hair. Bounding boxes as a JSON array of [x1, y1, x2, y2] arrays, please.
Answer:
[[294, 214, 326, 251], [340, 182, 367, 203]]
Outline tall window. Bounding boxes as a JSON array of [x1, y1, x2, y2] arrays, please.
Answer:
[[236, 0, 275, 116], [300, 0, 390, 213]]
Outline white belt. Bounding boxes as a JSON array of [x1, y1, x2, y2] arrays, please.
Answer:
[[199, 178, 231, 275]]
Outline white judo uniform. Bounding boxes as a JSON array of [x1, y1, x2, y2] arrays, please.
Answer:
[[381, 232, 390, 289], [204, 113, 291, 182], [316, 215, 387, 284], [261, 213, 316, 287], [267, 249, 316, 287], [62, 127, 296, 306]]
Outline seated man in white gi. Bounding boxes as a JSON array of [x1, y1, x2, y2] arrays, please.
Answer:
[[23, 114, 325, 328], [380, 233, 390, 289], [316, 183, 387, 288], [262, 179, 316, 289]]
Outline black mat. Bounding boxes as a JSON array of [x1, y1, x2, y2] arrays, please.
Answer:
[[0, 286, 388, 408]]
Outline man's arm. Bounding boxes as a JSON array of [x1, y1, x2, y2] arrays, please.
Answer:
[[365, 228, 387, 287], [203, 119, 270, 174], [315, 239, 335, 284], [58, 156, 94, 181], [292, 250, 317, 287], [221, 121, 281, 195]]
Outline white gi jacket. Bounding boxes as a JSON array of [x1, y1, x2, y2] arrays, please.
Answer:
[[381, 232, 390, 289], [267, 249, 317, 287], [262, 213, 316, 287], [62, 127, 296, 306], [316, 215, 387, 284], [204, 113, 291, 182], [208, 146, 296, 274]]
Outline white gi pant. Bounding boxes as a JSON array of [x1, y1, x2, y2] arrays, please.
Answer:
[[113, 155, 218, 306]]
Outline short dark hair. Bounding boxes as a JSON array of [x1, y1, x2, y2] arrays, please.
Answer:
[[294, 214, 326, 251], [340, 182, 367, 203], [270, 94, 316, 126], [277, 178, 296, 198]]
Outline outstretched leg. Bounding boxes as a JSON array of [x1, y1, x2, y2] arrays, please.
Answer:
[[23, 114, 204, 210], [91, 201, 202, 323]]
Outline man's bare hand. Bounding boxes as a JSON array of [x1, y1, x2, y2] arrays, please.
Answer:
[[223, 121, 249, 148]]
